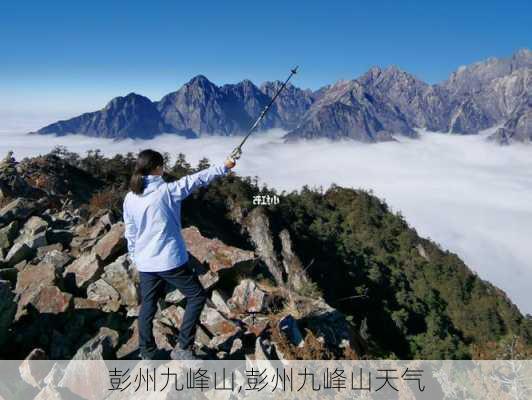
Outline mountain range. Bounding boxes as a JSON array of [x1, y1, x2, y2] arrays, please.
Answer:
[[33, 49, 531, 144]]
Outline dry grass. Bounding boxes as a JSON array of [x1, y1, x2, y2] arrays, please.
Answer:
[[89, 190, 123, 216], [268, 313, 334, 360]]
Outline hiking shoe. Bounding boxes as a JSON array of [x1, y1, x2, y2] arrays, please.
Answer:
[[170, 344, 199, 360]]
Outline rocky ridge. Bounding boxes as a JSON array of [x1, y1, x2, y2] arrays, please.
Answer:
[[0, 152, 361, 364]]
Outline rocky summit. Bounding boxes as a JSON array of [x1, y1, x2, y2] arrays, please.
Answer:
[[0, 149, 530, 366], [32, 49, 531, 144]]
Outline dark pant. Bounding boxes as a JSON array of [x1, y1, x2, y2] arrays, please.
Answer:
[[138, 261, 207, 357]]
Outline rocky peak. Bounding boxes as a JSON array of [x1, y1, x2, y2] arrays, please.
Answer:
[[444, 49, 532, 95], [186, 74, 214, 86]]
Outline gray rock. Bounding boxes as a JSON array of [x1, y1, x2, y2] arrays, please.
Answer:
[[16, 284, 72, 320], [86, 279, 121, 312], [200, 305, 240, 337], [208, 329, 242, 353], [23, 216, 48, 235], [0, 221, 19, 251], [242, 207, 285, 286], [40, 249, 72, 269], [19, 348, 49, 388], [5, 242, 33, 266], [71, 327, 119, 360], [93, 222, 126, 263], [279, 229, 311, 291], [58, 328, 118, 400], [15, 231, 48, 250], [15, 262, 60, 294], [165, 288, 185, 304], [34, 386, 63, 400], [63, 253, 103, 289], [0, 198, 34, 226], [211, 290, 232, 316], [100, 254, 138, 306], [228, 279, 267, 313]]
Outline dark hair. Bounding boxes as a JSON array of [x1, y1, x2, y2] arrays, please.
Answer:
[[130, 149, 164, 194]]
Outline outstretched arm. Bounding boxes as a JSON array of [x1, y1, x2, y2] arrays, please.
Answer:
[[169, 158, 235, 201]]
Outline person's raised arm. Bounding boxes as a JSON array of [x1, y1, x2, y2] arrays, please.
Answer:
[[168, 158, 235, 201]]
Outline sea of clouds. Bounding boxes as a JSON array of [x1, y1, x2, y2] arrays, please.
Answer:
[[1, 123, 531, 314]]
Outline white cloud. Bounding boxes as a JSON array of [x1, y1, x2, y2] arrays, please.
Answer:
[[1, 127, 531, 314]]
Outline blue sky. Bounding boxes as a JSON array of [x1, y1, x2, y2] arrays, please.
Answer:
[[0, 0, 530, 115]]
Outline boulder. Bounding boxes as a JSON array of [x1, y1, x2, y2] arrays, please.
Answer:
[[69, 236, 97, 256], [158, 305, 185, 328], [182, 226, 256, 272], [229, 338, 244, 358], [200, 306, 240, 337], [0, 220, 18, 251], [99, 254, 138, 306], [211, 290, 232, 316], [40, 249, 72, 270], [300, 299, 355, 348], [30, 286, 72, 315], [36, 244, 64, 259], [254, 336, 275, 360], [0, 198, 34, 226], [0, 280, 16, 346], [73, 297, 100, 310], [208, 330, 242, 353], [116, 321, 138, 359], [72, 327, 119, 360], [228, 279, 267, 313], [243, 315, 269, 337], [23, 216, 48, 235], [242, 208, 285, 285], [86, 279, 121, 312], [5, 242, 33, 266], [16, 231, 48, 250], [165, 288, 185, 304], [14, 260, 27, 271], [42, 363, 65, 387], [34, 386, 63, 400], [198, 269, 219, 290], [153, 320, 176, 351], [58, 328, 119, 400], [279, 229, 311, 291], [19, 348, 48, 388], [89, 211, 115, 239], [63, 253, 103, 289], [156, 305, 211, 349], [16, 262, 60, 294], [93, 222, 126, 263]]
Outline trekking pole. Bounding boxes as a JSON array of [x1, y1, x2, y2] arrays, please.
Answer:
[[229, 66, 299, 161]]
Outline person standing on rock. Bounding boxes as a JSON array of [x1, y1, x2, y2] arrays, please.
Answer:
[[123, 149, 236, 360]]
